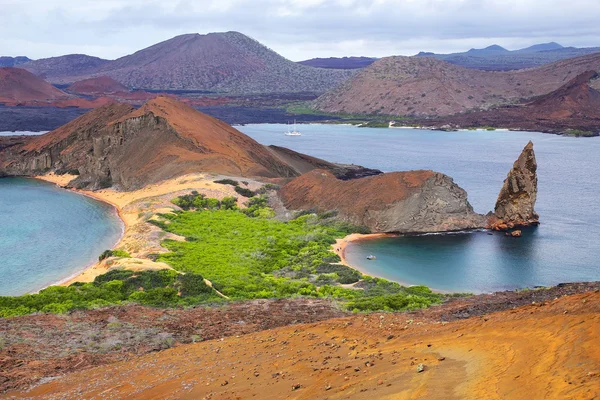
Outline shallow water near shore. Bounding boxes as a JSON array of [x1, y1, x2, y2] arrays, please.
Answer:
[[238, 124, 600, 293], [0, 178, 123, 296]]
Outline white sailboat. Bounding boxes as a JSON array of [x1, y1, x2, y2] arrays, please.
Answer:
[[284, 120, 302, 136]]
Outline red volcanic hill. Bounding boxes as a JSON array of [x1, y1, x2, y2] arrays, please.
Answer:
[[1, 97, 303, 189], [0, 67, 69, 103], [526, 70, 600, 118], [67, 76, 128, 95], [417, 70, 600, 133]]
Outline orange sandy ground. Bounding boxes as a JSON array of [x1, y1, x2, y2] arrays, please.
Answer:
[[6, 291, 599, 399]]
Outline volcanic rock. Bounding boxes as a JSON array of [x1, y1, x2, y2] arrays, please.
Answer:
[[0, 97, 300, 189], [493, 141, 539, 228], [280, 169, 486, 233]]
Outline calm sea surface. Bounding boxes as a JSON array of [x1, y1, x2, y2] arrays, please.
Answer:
[[238, 124, 600, 293], [0, 178, 123, 296]]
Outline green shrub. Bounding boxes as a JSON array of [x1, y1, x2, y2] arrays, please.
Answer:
[[234, 186, 255, 198], [98, 249, 131, 262], [0, 270, 221, 317], [564, 129, 597, 137], [214, 179, 239, 186]]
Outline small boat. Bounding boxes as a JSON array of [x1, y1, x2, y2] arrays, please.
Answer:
[[366, 255, 376, 260], [284, 120, 301, 136]]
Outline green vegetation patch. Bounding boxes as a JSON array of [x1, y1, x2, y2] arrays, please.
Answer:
[[564, 129, 598, 137], [171, 191, 238, 211], [156, 193, 443, 311], [0, 270, 223, 318], [0, 194, 445, 318], [99, 249, 131, 262]]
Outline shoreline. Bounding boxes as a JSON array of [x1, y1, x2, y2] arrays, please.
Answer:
[[31, 174, 128, 290], [332, 232, 454, 293], [32, 173, 256, 288]]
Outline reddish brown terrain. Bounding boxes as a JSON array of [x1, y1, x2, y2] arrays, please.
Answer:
[[418, 71, 600, 134], [0, 97, 304, 189], [0, 67, 69, 104], [280, 169, 486, 233], [66, 76, 128, 94], [315, 52, 600, 116], [3, 284, 599, 399]]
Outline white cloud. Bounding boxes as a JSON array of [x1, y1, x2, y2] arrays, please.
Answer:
[[0, 0, 598, 60]]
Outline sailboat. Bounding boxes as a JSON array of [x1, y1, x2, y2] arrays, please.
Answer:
[[284, 120, 302, 136]]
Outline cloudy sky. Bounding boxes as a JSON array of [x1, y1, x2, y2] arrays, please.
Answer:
[[2, 0, 599, 61]]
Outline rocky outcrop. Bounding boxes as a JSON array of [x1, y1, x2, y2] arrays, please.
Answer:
[[280, 169, 486, 233], [0, 97, 302, 190], [279, 142, 540, 234], [491, 141, 539, 229]]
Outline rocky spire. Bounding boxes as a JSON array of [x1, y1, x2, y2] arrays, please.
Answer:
[[492, 141, 539, 229]]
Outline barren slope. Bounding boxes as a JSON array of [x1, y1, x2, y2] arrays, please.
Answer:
[[315, 52, 600, 116], [33, 32, 354, 93], [20, 54, 110, 80], [67, 76, 128, 94], [0, 97, 301, 189], [280, 169, 485, 233], [416, 70, 600, 133], [0, 67, 69, 103], [9, 289, 599, 399]]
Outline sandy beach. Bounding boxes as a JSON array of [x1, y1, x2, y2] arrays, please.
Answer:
[[332, 232, 397, 274], [35, 172, 262, 286]]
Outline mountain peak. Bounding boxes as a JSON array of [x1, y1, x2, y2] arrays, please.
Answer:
[[467, 45, 508, 54], [517, 42, 565, 53]]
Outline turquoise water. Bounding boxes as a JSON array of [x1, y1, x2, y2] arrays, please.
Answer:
[[238, 124, 600, 293], [0, 178, 123, 296]]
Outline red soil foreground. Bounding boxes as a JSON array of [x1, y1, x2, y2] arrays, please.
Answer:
[[3, 283, 599, 399]]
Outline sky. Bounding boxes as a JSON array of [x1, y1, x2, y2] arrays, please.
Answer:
[[1, 0, 599, 61]]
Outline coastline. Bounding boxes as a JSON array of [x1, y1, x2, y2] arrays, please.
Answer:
[[32, 174, 127, 289], [332, 232, 410, 282], [333, 232, 451, 292], [33, 173, 259, 288]]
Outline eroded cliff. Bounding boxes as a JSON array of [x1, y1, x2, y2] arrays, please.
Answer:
[[491, 141, 539, 229], [280, 169, 486, 233]]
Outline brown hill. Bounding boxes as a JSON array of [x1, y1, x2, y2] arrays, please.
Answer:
[[9, 289, 600, 399], [67, 76, 128, 94], [416, 71, 600, 134], [0, 97, 302, 189], [25, 32, 354, 94], [280, 169, 486, 233], [315, 52, 600, 116], [0, 67, 69, 103], [20, 54, 110, 81]]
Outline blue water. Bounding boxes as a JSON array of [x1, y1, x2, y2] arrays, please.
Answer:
[[0, 178, 123, 296], [237, 124, 600, 293]]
